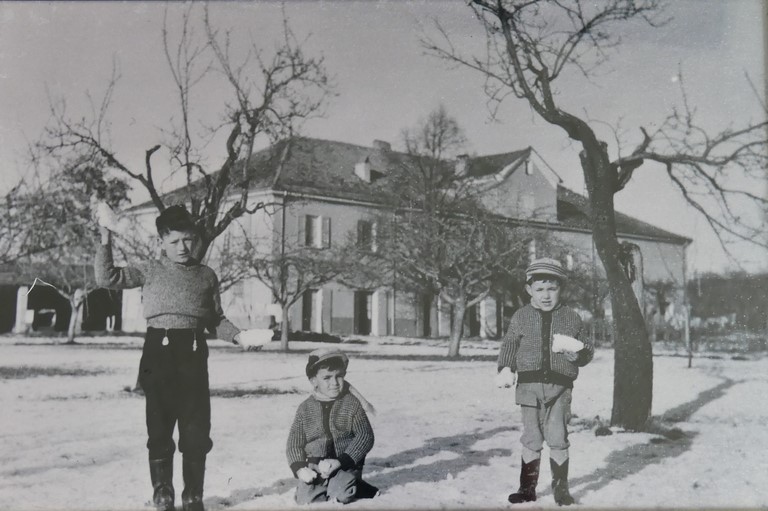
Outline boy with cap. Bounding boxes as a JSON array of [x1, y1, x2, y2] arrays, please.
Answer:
[[95, 204, 248, 511], [496, 257, 594, 506], [287, 348, 379, 504]]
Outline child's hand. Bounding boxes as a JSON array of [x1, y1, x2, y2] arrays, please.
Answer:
[[296, 467, 318, 484], [318, 458, 341, 479], [234, 329, 273, 351], [564, 351, 579, 363], [92, 198, 129, 234], [495, 367, 517, 388]]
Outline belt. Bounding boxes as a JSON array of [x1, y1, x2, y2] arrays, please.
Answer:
[[147, 327, 205, 351]]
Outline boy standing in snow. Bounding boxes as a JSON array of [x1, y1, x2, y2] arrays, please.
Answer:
[[496, 258, 594, 506], [287, 348, 379, 504], [95, 204, 245, 511]]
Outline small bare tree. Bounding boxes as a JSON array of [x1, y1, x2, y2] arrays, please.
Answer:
[[243, 238, 356, 352], [425, 0, 768, 429], [17, 157, 130, 343], [36, 4, 333, 260]]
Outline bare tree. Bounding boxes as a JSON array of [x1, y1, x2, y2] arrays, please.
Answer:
[[36, 4, 333, 260], [424, 0, 768, 429], [379, 107, 533, 357], [17, 157, 130, 343], [243, 239, 356, 352]]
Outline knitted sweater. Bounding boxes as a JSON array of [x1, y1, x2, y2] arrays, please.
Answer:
[[497, 304, 593, 382], [94, 244, 240, 342], [286, 385, 374, 476]]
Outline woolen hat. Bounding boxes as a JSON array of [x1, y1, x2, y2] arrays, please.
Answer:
[[305, 348, 349, 378], [526, 257, 567, 281]]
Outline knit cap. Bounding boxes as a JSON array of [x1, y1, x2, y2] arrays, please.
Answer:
[[305, 348, 349, 378], [526, 257, 567, 281]]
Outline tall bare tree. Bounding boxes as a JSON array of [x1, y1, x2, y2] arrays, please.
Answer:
[[379, 106, 533, 357], [425, 0, 768, 429], [37, 4, 333, 260]]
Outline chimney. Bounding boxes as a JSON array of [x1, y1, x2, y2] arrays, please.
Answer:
[[355, 157, 371, 183], [372, 139, 391, 152], [455, 154, 469, 177]]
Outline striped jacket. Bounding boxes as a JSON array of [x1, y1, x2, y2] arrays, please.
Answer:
[[286, 386, 374, 476], [497, 304, 593, 381]]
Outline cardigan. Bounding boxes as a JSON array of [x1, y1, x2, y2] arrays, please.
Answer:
[[95, 244, 240, 342], [497, 304, 593, 382], [286, 385, 374, 476]]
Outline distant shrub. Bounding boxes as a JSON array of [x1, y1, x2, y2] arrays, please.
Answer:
[[272, 330, 343, 343]]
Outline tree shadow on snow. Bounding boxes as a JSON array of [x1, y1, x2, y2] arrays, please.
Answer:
[[363, 426, 514, 489], [207, 426, 515, 508], [570, 377, 737, 501], [205, 476, 297, 509]]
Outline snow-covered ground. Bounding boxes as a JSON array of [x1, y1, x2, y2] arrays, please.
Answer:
[[1, 334, 766, 510]]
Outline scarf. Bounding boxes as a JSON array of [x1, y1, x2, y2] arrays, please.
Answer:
[[312, 382, 376, 416]]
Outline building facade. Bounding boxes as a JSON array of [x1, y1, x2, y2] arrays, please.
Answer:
[[2, 137, 691, 339]]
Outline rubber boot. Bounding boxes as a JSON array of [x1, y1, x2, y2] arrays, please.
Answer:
[[181, 456, 206, 511], [550, 458, 575, 506], [149, 458, 174, 511], [507, 457, 539, 504], [356, 479, 380, 499]]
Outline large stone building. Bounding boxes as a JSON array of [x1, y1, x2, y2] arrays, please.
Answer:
[[4, 137, 691, 338]]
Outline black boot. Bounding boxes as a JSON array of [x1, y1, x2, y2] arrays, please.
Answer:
[[508, 457, 539, 504], [550, 458, 575, 506], [149, 458, 174, 511], [181, 457, 206, 511], [356, 478, 380, 499]]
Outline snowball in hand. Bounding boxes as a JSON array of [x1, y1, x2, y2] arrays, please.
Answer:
[[552, 334, 584, 353], [95, 200, 129, 234], [237, 329, 273, 348]]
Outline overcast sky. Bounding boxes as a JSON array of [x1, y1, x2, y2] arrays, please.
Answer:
[[0, 0, 765, 274]]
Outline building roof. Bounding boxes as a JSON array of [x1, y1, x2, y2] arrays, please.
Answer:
[[137, 136, 690, 245], [462, 148, 531, 178], [556, 185, 691, 244]]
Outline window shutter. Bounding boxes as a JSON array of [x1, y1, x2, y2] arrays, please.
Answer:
[[357, 220, 364, 248], [372, 221, 378, 253], [323, 217, 331, 248], [298, 215, 306, 246]]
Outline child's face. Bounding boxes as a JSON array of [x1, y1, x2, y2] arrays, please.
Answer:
[[311, 367, 346, 400], [159, 230, 196, 265], [526, 279, 561, 312]]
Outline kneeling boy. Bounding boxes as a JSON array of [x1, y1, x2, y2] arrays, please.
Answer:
[[286, 349, 379, 504]]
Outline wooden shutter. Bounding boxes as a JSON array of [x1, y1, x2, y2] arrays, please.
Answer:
[[298, 215, 306, 246], [371, 221, 378, 253], [356, 220, 364, 248], [322, 217, 331, 249]]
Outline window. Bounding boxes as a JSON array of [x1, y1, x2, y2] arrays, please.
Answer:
[[299, 215, 331, 248], [357, 220, 377, 252], [566, 253, 574, 270], [304, 215, 319, 247], [527, 239, 536, 263]]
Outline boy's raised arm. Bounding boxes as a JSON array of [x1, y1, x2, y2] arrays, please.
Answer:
[[95, 230, 146, 289]]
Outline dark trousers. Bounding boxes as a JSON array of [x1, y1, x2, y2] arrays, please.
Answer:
[[139, 328, 213, 460]]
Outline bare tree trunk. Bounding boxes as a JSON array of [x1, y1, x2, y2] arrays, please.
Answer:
[[65, 291, 85, 344], [280, 303, 291, 352], [448, 299, 467, 358], [581, 148, 652, 431]]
